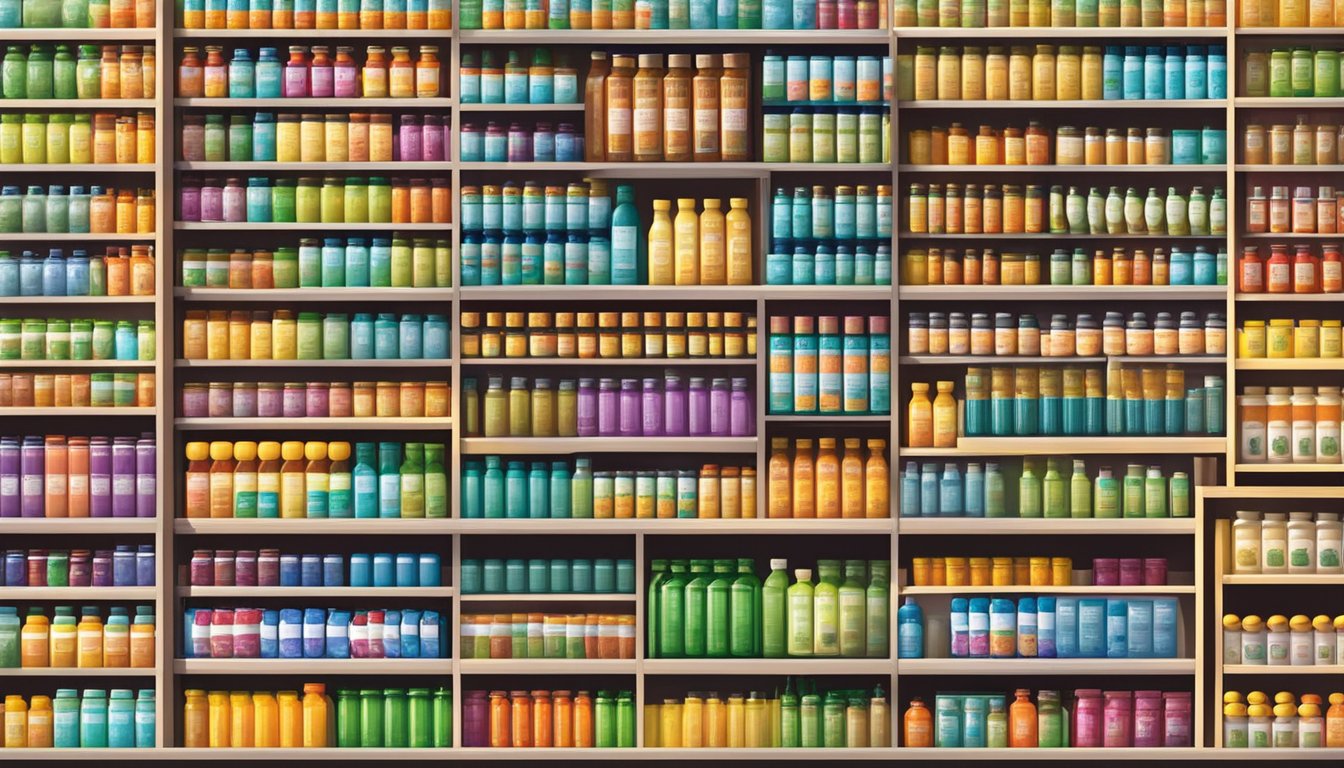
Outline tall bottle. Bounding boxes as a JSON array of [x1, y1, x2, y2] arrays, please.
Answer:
[[699, 198, 726, 285], [662, 54, 693, 162], [730, 558, 761, 657], [786, 568, 814, 656], [933, 381, 958, 447], [719, 52, 750, 162], [866, 560, 890, 657], [632, 53, 664, 163], [1009, 689, 1037, 747], [658, 560, 689, 656], [691, 54, 721, 162], [583, 52, 609, 162], [674, 198, 700, 285], [604, 54, 635, 162], [812, 565, 838, 657], [837, 560, 867, 657], [897, 596, 923, 658], [726, 197, 752, 285], [610, 184, 641, 285], [705, 559, 734, 657], [648, 199, 674, 284], [762, 558, 789, 657], [683, 559, 712, 656], [908, 383, 933, 447]]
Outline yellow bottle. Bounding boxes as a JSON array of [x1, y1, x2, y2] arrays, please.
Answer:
[[303, 441, 330, 517], [26, 695, 52, 748], [229, 690, 255, 748], [659, 698, 684, 747], [682, 694, 704, 747], [815, 437, 840, 519], [103, 614, 129, 668], [933, 380, 958, 448], [644, 703, 662, 747], [20, 614, 49, 667], [253, 692, 279, 747], [207, 690, 231, 748], [769, 695, 782, 746], [76, 613, 104, 668], [302, 683, 329, 747], [648, 199, 674, 285], [865, 439, 890, 518], [4, 695, 28, 747], [256, 440, 282, 517], [705, 694, 727, 747], [279, 440, 307, 518], [767, 437, 792, 519], [907, 383, 933, 447], [744, 692, 768, 747], [840, 438, 864, 518], [674, 197, 700, 285], [698, 199, 726, 285], [726, 197, 752, 285], [129, 616, 155, 668], [726, 693, 745, 747], [277, 690, 302, 747], [792, 437, 816, 518], [49, 617, 77, 667], [208, 440, 235, 518], [870, 692, 892, 747], [183, 689, 209, 748]]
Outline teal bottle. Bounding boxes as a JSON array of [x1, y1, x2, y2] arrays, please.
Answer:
[[134, 689, 154, 748], [482, 456, 504, 517], [730, 557, 761, 657], [53, 689, 79, 747], [377, 441, 401, 518], [79, 688, 108, 748], [658, 560, 689, 657], [705, 559, 734, 657], [107, 689, 134, 748], [683, 559, 712, 657], [610, 184, 641, 284], [646, 559, 668, 658], [528, 461, 549, 518], [460, 459, 483, 518], [505, 460, 528, 518], [549, 460, 571, 517]]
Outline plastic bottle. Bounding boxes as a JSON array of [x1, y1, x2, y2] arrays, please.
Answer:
[[762, 558, 788, 657], [897, 597, 923, 659], [726, 197, 752, 285], [786, 568, 814, 656], [657, 560, 688, 656], [837, 561, 866, 657], [648, 198, 673, 284], [302, 683, 328, 747], [730, 557, 761, 657], [903, 697, 932, 747], [1008, 689, 1037, 747], [683, 559, 711, 657], [811, 565, 838, 657], [932, 381, 958, 447], [908, 382, 932, 446], [705, 559, 733, 657], [673, 197, 699, 285]]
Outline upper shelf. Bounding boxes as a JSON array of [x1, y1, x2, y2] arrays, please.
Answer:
[[902, 436, 1228, 456], [458, 29, 891, 43], [893, 26, 1231, 38], [900, 99, 1226, 109], [898, 285, 1229, 301]]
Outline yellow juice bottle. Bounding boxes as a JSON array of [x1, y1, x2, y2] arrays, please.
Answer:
[[907, 383, 933, 447], [76, 613, 104, 668], [302, 683, 329, 747], [674, 197, 700, 285], [103, 615, 129, 668], [208, 440, 235, 518], [279, 441, 307, 518], [21, 614, 49, 667], [698, 199, 726, 285], [277, 690, 302, 747], [256, 441, 281, 517], [129, 615, 155, 668], [705, 694, 727, 747], [183, 689, 208, 748], [26, 695, 52, 748], [207, 690, 231, 748], [726, 694, 745, 747], [792, 438, 816, 518], [229, 690, 255, 748], [4, 694, 28, 747], [49, 616, 77, 667], [840, 437, 864, 518], [659, 699, 683, 747], [815, 437, 840, 519], [253, 692, 279, 747], [726, 197, 752, 285], [648, 199, 674, 284], [644, 703, 661, 747], [768, 437, 791, 518], [865, 439, 890, 518], [933, 381, 959, 448]]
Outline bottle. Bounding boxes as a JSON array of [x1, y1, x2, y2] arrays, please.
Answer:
[[903, 698, 932, 747], [610, 184, 641, 285], [908, 383, 932, 447], [1008, 689, 1037, 747], [812, 564, 838, 657], [932, 381, 957, 447], [673, 198, 699, 285], [897, 597, 923, 659], [762, 558, 788, 657], [730, 558, 761, 658], [699, 199, 725, 285], [648, 199, 673, 285], [726, 198, 752, 285], [786, 568, 814, 656], [837, 560, 866, 657]]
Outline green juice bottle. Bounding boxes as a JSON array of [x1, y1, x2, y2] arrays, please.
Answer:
[[658, 560, 689, 657], [762, 558, 789, 658], [1042, 459, 1066, 518], [706, 559, 734, 657], [423, 443, 447, 518], [399, 442, 425, 518], [1069, 459, 1091, 518], [571, 457, 594, 517], [730, 557, 761, 658], [1019, 463, 1042, 517], [787, 568, 814, 657], [838, 560, 867, 658], [780, 678, 801, 747], [865, 560, 890, 658], [684, 559, 712, 657], [646, 559, 668, 659]]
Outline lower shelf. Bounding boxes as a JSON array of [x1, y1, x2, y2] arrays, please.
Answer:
[[1223, 664, 1344, 675], [898, 658, 1196, 675], [174, 659, 450, 674]]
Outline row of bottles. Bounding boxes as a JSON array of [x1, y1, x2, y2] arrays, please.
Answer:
[[180, 238, 452, 290], [178, 379, 451, 420], [1230, 510, 1343, 573], [180, 112, 450, 164], [1, 605, 154, 668], [895, 0, 1225, 26], [1, 689, 154, 748], [905, 122, 1227, 166], [181, 309, 450, 361], [766, 437, 890, 519], [459, 309, 756, 360], [3, 544, 154, 588], [766, 315, 891, 415], [901, 245, 1228, 287], [907, 309, 1227, 358], [647, 681, 891, 748], [1222, 691, 1344, 748], [460, 0, 886, 29], [186, 549, 443, 588], [933, 594, 1182, 659], [182, 606, 446, 659], [176, 45, 442, 99], [1222, 613, 1343, 666], [176, 175, 452, 225], [1239, 386, 1344, 465], [178, 0, 452, 28], [0, 246, 156, 297], [459, 612, 635, 659]]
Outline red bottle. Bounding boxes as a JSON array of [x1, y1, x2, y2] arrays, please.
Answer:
[[1265, 244, 1291, 293]]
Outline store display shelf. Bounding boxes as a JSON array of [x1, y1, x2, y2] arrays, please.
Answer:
[[174, 28, 457, 37], [1236, 358, 1344, 370], [764, 414, 890, 422], [0, 232, 154, 242], [175, 287, 453, 301], [1241, 232, 1343, 240], [1236, 292, 1344, 301], [459, 102, 585, 112], [7, 587, 157, 600], [460, 285, 761, 300], [0, 99, 155, 108], [458, 658, 635, 674], [174, 659, 450, 674], [900, 355, 1226, 365], [457, 162, 890, 175], [1221, 574, 1344, 585], [0, 667, 156, 676], [899, 99, 1225, 109], [0, 28, 158, 40], [0, 359, 154, 369], [174, 518, 457, 535], [898, 658, 1197, 675], [174, 98, 456, 108], [0, 295, 155, 304], [3, 164, 151, 173], [1236, 164, 1344, 171], [460, 436, 758, 454], [1201, 485, 1344, 499], [898, 285, 1229, 301], [1234, 463, 1344, 473], [642, 659, 892, 675], [0, 407, 154, 416], [454, 518, 894, 534], [178, 586, 455, 598], [460, 357, 756, 367], [175, 417, 452, 431], [892, 26, 1230, 38], [175, 161, 458, 171], [902, 436, 1227, 455], [1235, 97, 1344, 108], [1223, 664, 1344, 675], [175, 359, 453, 368], [897, 232, 1224, 241], [174, 222, 454, 231], [898, 164, 1219, 173], [457, 28, 893, 43], [0, 518, 156, 534], [900, 584, 1197, 595], [898, 518, 1197, 535], [459, 592, 634, 602]]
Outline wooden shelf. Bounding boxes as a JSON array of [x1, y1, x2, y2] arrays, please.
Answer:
[[0, 28, 158, 39], [1233, 463, 1344, 473], [900, 355, 1225, 365], [175, 222, 454, 231], [0, 359, 153, 369], [175, 417, 452, 431], [764, 414, 890, 422], [458, 658, 635, 674], [178, 586, 455, 598], [643, 659, 892, 675], [459, 592, 634, 602], [900, 99, 1225, 109], [1236, 358, 1344, 370], [174, 287, 453, 302], [898, 285, 1229, 301], [460, 357, 756, 367], [1, 164, 151, 172], [0, 99, 155, 108], [1235, 97, 1344, 108], [458, 28, 892, 43], [457, 162, 890, 176], [0, 407, 154, 416], [900, 585, 1197, 595], [175, 27, 455, 37], [7, 587, 157, 600], [0, 232, 154, 241], [174, 97, 456, 108], [459, 285, 891, 300], [174, 518, 457, 535], [176, 161, 459, 171], [460, 437, 758, 454], [455, 518, 894, 534], [459, 102, 585, 112], [175, 659, 450, 674], [898, 658, 1196, 675], [1236, 292, 1344, 301], [0, 518, 157, 534], [899, 163, 1220, 173], [903, 437, 1227, 456], [1236, 164, 1344, 171], [0, 295, 155, 304], [176, 359, 452, 368], [1222, 664, 1344, 675], [899, 518, 1196, 535], [1235, 25, 1344, 33], [0, 667, 156, 676], [893, 26, 1230, 38], [1220, 574, 1344, 585]]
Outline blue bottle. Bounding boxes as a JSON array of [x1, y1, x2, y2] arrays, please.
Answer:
[[350, 553, 372, 586], [835, 245, 854, 285], [588, 233, 611, 284], [1208, 44, 1226, 98], [505, 460, 528, 517], [1163, 46, 1184, 99], [397, 313, 423, 359], [969, 598, 990, 653], [1101, 47, 1122, 99], [813, 244, 834, 285], [107, 689, 135, 747], [542, 230, 564, 284], [1122, 46, 1142, 100], [327, 610, 352, 658], [228, 49, 256, 98], [419, 554, 441, 586], [564, 231, 588, 284], [763, 0, 788, 27], [135, 690, 155, 747], [460, 232, 481, 285], [1017, 598, 1037, 657], [716, 0, 736, 29], [255, 47, 282, 97], [1106, 599, 1128, 659], [690, 0, 714, 26], [792, 246, 814, 285], [897, 597, 923, 658], [482, 456, 504, 517], [791, 0, 813, 28], [79, 689, 109, 748], [939, 463, 962, 516], [900, 461, 919, 517], [962, 697, 987, 747], [42, 248, 66, 296], [549, 460, 571, 517], [252, 112, 276, 160], [919, 462, 939, 516], [1184, 45, 1206, 100], [964, 462, 984, 516], [373, 553, 395, 586], [1143, 46, 1164, 100], [53, 689, 79, 748], [401, 610, 422, 658], [1038, 596, 1057, 657], [302, 607, 325, 658]]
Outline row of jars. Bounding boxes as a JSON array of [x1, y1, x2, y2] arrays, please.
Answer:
[[906, 123, 1227, 166], [908, 310, 1227, 358], [3, 112, 153, 166], [178, 0, 452, 28], [181, 310, 450, 361], [1239, 386, 1344, 465], [1244, 120, 1344, 166], [177, 176, 452, 225], [0, 185, 154, 234], [1247, 186, 1344, 236], [897, 0, 1224, 25], [906, 184, 1227, 236], [901, 44, 1227, 102], [1244, 48, 1344, 99], [761, 54, 891, 105], [0, 246, 155, 297], [460, 0, 885, 28], [0, 371, 154, 408], [0, 0, 156, 27], [461, 310, 757, 360], [0, 44, 152, 100], [1238, 244, 1343, 294], [459, 119, 584, 164], [0, 317, 154, 361], [459, 49, 581, 106], [901, 246, 1229, 287], [180, 238, 453, 290], [176, 45, 443, 100], [180, 380, 451, 419], [180, 112, 450, 164], [759, 107, 891, 165], [1239, 0, 1344, 26], [1240, 319, 1344, 360]]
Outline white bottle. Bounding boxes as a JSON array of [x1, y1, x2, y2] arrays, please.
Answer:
[[1265, 615, 1290, 666], [1288, 615, 1314, 666], [1222, 614, 1242, 665], [1232, 510, 1262, 574], [1261, 512, 1289, 574], [1313, 615, 1337, 665], [1239, 388, 1267, 463], [1317, 512, 1343, 574], [1290, 388, 1318, 464], [1247, 703, 1271, 748], [1287, 511, 1318, 573], [1314, 387, 1341, 463], [1265, 388, 1292, 464], [1240, 615, 1266, 664]]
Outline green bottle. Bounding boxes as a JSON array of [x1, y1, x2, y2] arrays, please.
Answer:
[[986, 698, 1008, 747], [646, 559, 668, 659], [813, 568, 839, 657], [378, 442, 401, 518], [571, 457, 593, 517], [423, 443, 447, 518], [399, 443, 425, 518], [1042, 459, 1066, 518], [616, 690, 636, 747], [762, 558, 789, 658], [432, 687, 452, 747], [658, 561, 689, 657], [1093, 466, 1119, 517], [729, 557, 761, 658], [1123, 186, 1144, 233], [1143, 187, 1165, 234], [594, 690, 616, 747], [800, 692, 821, 747], [780, 678, 801, 747], [407, 689, 431, 748], [838, 561, 867, 658], [1187, 186, 1208, 235], [359, 689, 385, 747], [706, 559, 734, 657], [1165, 186, 1189, 235], [1122, 463, 1145, 517], [1037, 690, 1063, 748], [1144, 466, 1168, 518], [1069, 459, 1091, 518], [1018, 464, 1042, 518], [336, 689, 359, 747], [984, 462, 1006, 517], [683, 559, 712, 657], [382, 688, 408, 747], [822, 691, 846, 747], [786, 568, 814, 657], [865, 560, 890, 658]]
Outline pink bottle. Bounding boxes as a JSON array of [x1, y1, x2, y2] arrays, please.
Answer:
[[1072, 689, 1102, 746], [1132, 690, 1163, 747], [1163, 692, 1192, 746], [1102, 690, 1133, 747], [283, 46, 310, 97], [1118, 558, 1143, 586]]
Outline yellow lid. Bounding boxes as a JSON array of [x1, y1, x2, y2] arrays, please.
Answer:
[[328, 442, 351, 462], [1247, 704, 1271, 717], [1289, 614, 1311, 631], [1247, 691, 1268, 705], [184, 689, 206, 697], [730, 197, 749, 207], [185, 441, 210, 461], [1222, 614, 1241, 630], [304, 441, 328, 461], [1273, 702, 1297, 717], [1331, 693, 1344, 705], [281, 441, 304, 461], [233, 441, 257, 462], [653, 199, 670, 210], [1299, 703, 1321, 717], [1223, 691, 1243, 704], [1335, 615, 1344, 630], [1269, 318, 1295, 327], [677, 198, 695, 207], [1223, 702, 1247, 717], [1314, 615, 1333, 631], [1241, 615, 1263, 631], [1266, 614, 1289, 631], [257, 441, 281, 461], [208, 441, 234, 461], [1274, 691, 1296, 705]]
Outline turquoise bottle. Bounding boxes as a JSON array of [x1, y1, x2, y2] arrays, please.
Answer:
[[706, 559, 734, 657], [646, 559, 668, 658], [505, 460, 527, 518], [80, 689, 108, 748], [762, 558, 788, 657], [134, 690, 155, 747], [610, 184, 641, 285], [53, 689, 79, 747], [549, 461, 571, 517], [730, 557, 761, 657], [460, 459, 483, 518], [482, 456, 504, 518], [683, 559, 712, 657], [377, 442, 401, 518], [107, 689, 134, 748], [528, 461, 549, 518], [658, 560, 689, 657]]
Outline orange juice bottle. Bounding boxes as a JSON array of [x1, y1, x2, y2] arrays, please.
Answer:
[[840, 438, 864, 518], [207, 690, 231, 747], [1327, 692, 1344, 746], [103, 611, 129, 668], [277, 690, 302, 747], [1008, 689, 1037, 747], [791, 438, 815, 518], [129, 610, 154, 668], [933, 381, 958, 448], [767, 437, 792, 519], [75, 612, 104, 668], [815, 438, 840, 519], [4, 694, 28, 747], [20, 614, 49, 667], [902, 697, 932, 747], [908, 383, 933, 447], [26, 695, 52, 748], [253, 692, 279, 747], [183, 690, 207, 747], [865, 439, 890, 518], [49, 615, 77, 667], [229, 691, 255, 748], [302, 683, 329, 746]]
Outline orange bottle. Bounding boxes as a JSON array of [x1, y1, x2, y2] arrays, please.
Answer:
[[43, 436, 68, 518], [276, 690, 301, 747], [1008, 689, 1038, 747], [252, 692, 279, 748], [815, 437, 840, 519], [903, 698, 932, 747], [767, 437, 791, 519], [791, 438, 815, 518], [67, 437, 90, 517], [207, 441, 235, 518], [388, 46, 414, 98], [183, 690, 208, 748], [184, 441, 211, 518], [1327, 692, 1344, 747], [864, 439, 889, 518], [574, 691, 594, 747], [840, 438, 864, 518], [553, 691, 575, 748], [229, 691, 255, 748], [489, 690, 511, 747], [531, 690, 553, 747], [301, 683, 328, 747]]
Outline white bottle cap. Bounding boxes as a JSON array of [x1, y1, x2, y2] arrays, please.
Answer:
[[771, 559, 788, 570], [795, 569, 812, 581]]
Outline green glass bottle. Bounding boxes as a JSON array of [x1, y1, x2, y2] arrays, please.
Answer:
[[683, 559, 712, 657], [335, 688, 359, 747], [423, 443, 447, 518], [594, 690, 616, 747], [780, 678, 801, 747], [616, 690, 636, 747], [658, 560, 689, 657], [571, 457, 594, 517], [800, 691, 821, 747], [383, 688, 408, 747], [865, 560, 890, 658], [705, 559, 733, 658], [1069, 459, 1091, 518], [838, 560, 867, 658], [1018, 463, 1042, 517], [822, 690, 846, 747], [646, 559, 668, 659], [432, 687, 452, 747], [786, 568, 814, 657], [1122, 463, 1145, 517], [1042, 459, 1066, 518], [359, 689, 385, 748], [407, 688, 431, 748], [729, 557, 761, 658], [762, 558, 789, 658]]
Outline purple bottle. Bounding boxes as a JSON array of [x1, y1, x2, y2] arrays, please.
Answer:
[[709, 377, 730, 437], [576, 377, 597, 437], [137, 545, 155, 586], [111, 437, 136, 517], [730, 377, 754, 436], [208, 383, 232, 417], [664, 374, 687, 436], [687, 377, 710, 437], [178, 177, 202, 221], [506, 122, 531, 163], [399, 115, 423, 161], [618, 379, 641, 437], [89, 437, 111, 517], [641, 378, 664, 436], [20, 436, 44, 517], [463, 690, 488, 747], [0, 437, 19, 517], [91, 549, 112, 586], [596, 378, 618, 437], [199, 178, 223, 222], [233, 383, 258, 417], [423, 115, 445, 161], [136, 435, 155, 517]]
